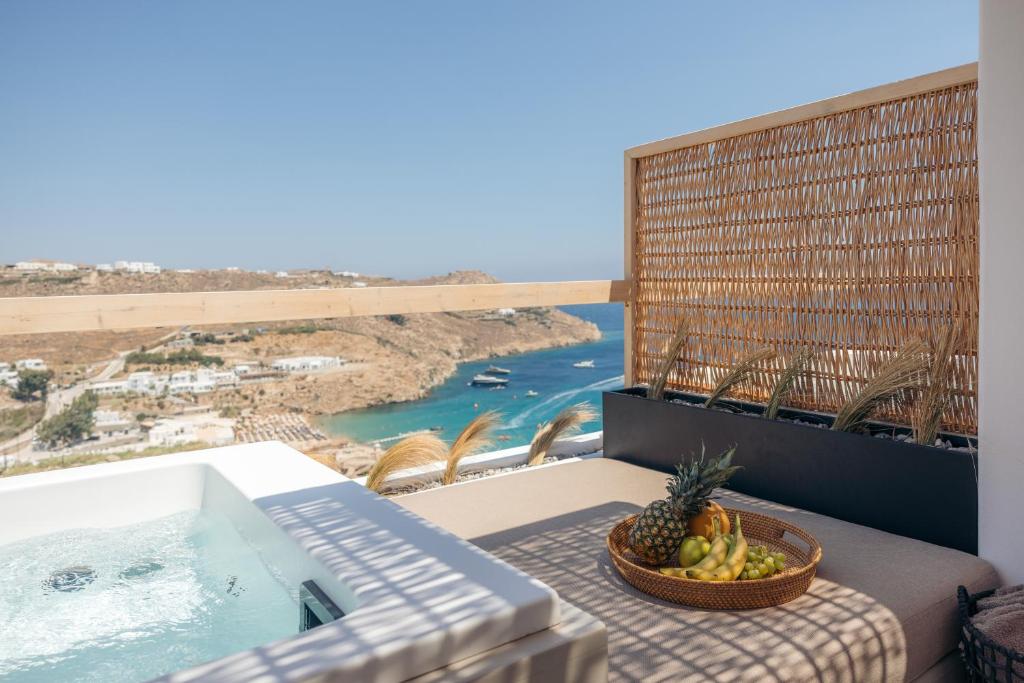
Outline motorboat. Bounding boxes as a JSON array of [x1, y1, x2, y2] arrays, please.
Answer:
[[470, 374, 509, 386]]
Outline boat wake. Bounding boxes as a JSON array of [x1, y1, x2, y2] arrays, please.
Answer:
[[501, 375, 624, 430]]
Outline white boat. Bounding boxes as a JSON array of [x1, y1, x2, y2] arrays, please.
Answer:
[[525, 390, 539, 397], [470, 374, 509, 386], [572, 360, 596, 369], [484, 365, 512, 375]]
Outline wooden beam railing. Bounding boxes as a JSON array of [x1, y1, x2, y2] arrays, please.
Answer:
[[0, 280, 630, 335]]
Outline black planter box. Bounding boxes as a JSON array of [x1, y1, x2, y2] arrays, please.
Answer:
[[602, 387, 979, 554]]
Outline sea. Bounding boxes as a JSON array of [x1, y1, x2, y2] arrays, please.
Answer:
[[316, 303, 625, 447]]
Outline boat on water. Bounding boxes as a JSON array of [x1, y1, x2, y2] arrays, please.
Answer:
[[525, 390, 539, 397], [470, 374, 509, 387], [484, 365, 512, 375], [572, 360, 596, 368]]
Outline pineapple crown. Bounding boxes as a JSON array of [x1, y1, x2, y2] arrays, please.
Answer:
[[665, 444, 741, 519]]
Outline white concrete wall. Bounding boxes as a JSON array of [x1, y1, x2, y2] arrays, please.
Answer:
[[979, 0, 1024, 585]]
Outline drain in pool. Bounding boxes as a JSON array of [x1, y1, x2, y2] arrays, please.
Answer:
[[44, 566, 97, 593]]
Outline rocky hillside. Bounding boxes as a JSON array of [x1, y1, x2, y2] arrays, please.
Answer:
[[0, 269, 601, 414]]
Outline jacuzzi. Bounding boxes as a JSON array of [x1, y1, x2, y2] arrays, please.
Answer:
[[0, 442, 563, 682]]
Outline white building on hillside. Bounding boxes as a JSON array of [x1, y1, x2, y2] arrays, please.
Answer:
[[148, 415, 233, 447], [167, 369, 238, 395], [15, 260, 77, 272], [96, 263, 114, 272], [148, 419, 197, 447], [93, 410, 137, 438], [0, 364, 19, 389], [90, 371, 166, 397], [127, 371, 164, 394], [15, 359, 47, 371], [113, 261, 161, 274], [89, 368, 238, 397], [90, 380, 129, 396], [271, 356, 344, 373], [165, 337, 195, 350]]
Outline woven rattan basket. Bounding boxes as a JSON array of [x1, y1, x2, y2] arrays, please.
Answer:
[[607, 507, 822, 610]]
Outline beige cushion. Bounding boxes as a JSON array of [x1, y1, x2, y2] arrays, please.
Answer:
[[407, 601, 607, 683], [398, 458, 997, 682]]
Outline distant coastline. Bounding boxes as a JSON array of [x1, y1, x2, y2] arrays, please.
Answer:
[[0, 266, 602, 467], [317, 303, 625, 447]]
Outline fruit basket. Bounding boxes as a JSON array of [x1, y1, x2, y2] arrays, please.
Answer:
[[607, 506, 823, 610]]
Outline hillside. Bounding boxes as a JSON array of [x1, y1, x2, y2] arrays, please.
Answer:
[[0, 268, 601, 418]]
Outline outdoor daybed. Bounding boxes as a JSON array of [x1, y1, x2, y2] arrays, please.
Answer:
[[398, 458, 998, 682]]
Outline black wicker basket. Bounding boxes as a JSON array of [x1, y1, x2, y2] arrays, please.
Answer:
[[959, 585, 1024, 682]]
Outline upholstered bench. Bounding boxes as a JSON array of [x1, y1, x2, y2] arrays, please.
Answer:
[[398, 458, 999, 682]]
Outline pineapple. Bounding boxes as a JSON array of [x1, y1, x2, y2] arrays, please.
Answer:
[[628, 445, 740, 565]]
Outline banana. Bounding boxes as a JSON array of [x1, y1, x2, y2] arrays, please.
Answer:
[[659, 567, 686, 578], [687, 514, 748, 582], [689, 517, 728, 572]]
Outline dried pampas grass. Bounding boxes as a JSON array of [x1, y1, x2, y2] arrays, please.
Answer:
[[764, 350, 814, 420], [365, 434, 447, 493], [304, 451, 340, 472], [912, 328, 961, 446], [528, 402, 597, 466], [832, 340, 929, 433], [648, 319, 688, 401], [444, 411, 501, 485], [704, 348, 776, 409]]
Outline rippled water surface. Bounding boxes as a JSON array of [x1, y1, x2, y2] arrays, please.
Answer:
[[0, 510, 297, 682]]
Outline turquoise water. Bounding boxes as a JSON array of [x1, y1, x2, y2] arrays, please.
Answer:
[[318, 304, 625, 446], [0, 510, 298, 682]]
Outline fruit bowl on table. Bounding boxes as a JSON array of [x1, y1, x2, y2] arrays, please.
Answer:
[[607, 506, 823, 610]]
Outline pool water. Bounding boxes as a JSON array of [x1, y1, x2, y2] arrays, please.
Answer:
[[0, 510, 299, 682]]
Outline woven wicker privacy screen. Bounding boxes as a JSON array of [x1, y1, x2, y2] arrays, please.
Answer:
[[628, 72, 979, 434]]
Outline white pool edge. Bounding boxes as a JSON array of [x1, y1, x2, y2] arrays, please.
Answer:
[[0, 442, 562, 683]]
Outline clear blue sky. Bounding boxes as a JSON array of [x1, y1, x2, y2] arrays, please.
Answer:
[[0, 1, 977, 281]]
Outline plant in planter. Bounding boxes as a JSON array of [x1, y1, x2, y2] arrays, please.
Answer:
[[443, 410, 501, 485], [366, 433, 447, 493], [831, 339, 929, 433], [527, 402, 596, 466], [764, 350, 814, 420], [704, 347, 776, 408], [366, 412, 504, 492], [912, 328, 961, 446], [647, 319, 688, 401], [628, 445, 739, 564], [603, 336, 979, 553]]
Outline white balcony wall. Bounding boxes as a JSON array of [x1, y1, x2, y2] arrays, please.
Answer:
[[979, 0, 1024, 584]]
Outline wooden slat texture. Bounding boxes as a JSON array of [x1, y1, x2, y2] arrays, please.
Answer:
[[628, 72, 979, 435], [627, 63, 978, 159], [623, 153, 637, 386], [0, 280, 629, 335]]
